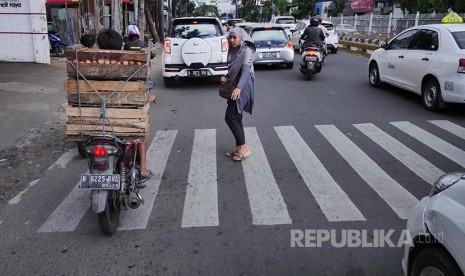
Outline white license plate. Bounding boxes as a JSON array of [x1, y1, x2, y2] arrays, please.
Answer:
[[187, 70, 208, 77], [262, 52, 278, 58], [80, 174, 120, 190]]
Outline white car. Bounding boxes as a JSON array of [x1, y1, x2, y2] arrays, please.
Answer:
[[403, 172, 465, 276], [162, 17, 228, 87], [269, 16, 297, 38], [336, 23, 359, 34], [290, 20, 339, 53], [368, 24, 465, 111]]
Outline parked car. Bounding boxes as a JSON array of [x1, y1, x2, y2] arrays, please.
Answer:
[[162, 17, 228, 87], [246, 24, 294, 69], [403, 172, 465, 276], [368, 24, 465, 111], [269, 16, 297, 38], [290, 20, 339, 53], [336, 23, 359, 34]]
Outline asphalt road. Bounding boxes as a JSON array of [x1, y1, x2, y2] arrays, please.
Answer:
[[1, 51, 465, 275]]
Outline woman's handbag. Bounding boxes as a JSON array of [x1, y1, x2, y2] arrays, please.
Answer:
[[219, 78, 236, 99]]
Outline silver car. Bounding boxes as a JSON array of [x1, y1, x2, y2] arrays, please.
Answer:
[[246, 24, 295, 69]]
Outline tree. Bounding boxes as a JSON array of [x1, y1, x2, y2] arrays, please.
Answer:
[[327, 0, 346, 17], [193, 4, 219, 17], [291, 0, 313, 19]]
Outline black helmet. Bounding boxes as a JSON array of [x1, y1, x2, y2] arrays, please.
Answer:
[[310, 17, 319, 27]]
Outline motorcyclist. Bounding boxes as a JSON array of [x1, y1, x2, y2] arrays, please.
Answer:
[[317, 16, 328, 55], [299, 17, 325, 53]]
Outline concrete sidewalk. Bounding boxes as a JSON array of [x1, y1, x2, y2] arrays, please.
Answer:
[[0, 60, 68, 152]]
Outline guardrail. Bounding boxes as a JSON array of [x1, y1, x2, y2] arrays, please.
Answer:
[[338, 36, 385, 57]]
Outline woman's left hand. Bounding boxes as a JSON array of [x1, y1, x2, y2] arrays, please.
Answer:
[[231, 88, 241, 100]]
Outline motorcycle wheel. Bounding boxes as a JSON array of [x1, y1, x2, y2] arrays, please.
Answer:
[[97, 190, 121, 235], [55, 45, 66, 57], [76, 141, 86, 158], [305, 71, 313, 81]]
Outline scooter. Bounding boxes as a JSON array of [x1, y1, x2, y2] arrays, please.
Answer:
[[48, 32, 66, 57], [79, 134, 145, 235], [299, 46, 324, 81]]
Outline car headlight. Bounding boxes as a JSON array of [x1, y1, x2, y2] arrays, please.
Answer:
[[430, 172, 465, 197]]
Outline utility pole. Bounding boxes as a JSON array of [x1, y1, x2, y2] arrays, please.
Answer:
[[112, 0, 122, 34]]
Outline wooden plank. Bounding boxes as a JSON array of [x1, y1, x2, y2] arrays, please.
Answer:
[[66, 125, 147, 133], [67, 62, 149, 81], [65, 104, 149, 119], [66, 46, 148, 63], [67, 133, 148, 142], [64, 79, 147, 92], [67, 118, 148, 129], [67, 91, 147, 107]]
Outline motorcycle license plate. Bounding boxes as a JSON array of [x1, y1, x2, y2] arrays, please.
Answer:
[[187, 70, 208, 77], [80, 174, 120, 190], [262, 52, 278, 58]]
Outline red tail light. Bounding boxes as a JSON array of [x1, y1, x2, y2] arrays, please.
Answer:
[[164, 39, 171, 54], [93, 145, 107, 156], [285, 41, 293, 48], [458, 58, 465, 73]]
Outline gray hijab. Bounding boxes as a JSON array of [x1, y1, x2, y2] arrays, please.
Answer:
[[227, 27, 256, 83]]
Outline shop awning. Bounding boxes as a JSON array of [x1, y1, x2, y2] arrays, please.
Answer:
[[442, 12, 463, 23]]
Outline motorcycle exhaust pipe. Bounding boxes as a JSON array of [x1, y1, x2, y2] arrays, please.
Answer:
[[128, 192, 144, 209]]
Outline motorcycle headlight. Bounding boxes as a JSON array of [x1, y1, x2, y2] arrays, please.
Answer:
[[430, 172, 465, 197]]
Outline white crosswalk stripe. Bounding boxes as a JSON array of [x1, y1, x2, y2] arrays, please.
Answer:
[[392, 121, 465, 168], [316, 124, 419, 219], [242, 127, 292, 225], [181, 129, 219, 228], [275, 126, 365, 222], [355, 123, 444, 185], [33, 120, 465, 232]]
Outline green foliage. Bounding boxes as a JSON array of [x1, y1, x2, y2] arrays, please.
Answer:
[[409, 0, 465, 13], [238, 0, 260, 21], [291, 0, 313, 19], [327, 0, 346, 17], [193, 4, 219, 17]]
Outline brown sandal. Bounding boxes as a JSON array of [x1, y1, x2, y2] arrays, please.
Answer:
[[233, 150, 250, 161]]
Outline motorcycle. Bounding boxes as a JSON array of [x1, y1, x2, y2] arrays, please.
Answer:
[[48, 32, 66, 57], [299, 46, 324, 81], [79, 134, 145, 235]]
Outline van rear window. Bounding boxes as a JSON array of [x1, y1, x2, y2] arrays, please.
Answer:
[[171, 19, 222, 39], [452, 31, 465, 49]]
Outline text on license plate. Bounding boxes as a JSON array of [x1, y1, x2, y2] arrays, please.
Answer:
[[80, 174, 120, 190], [262, 52, 278, 58], [187, 70, 208, 77]]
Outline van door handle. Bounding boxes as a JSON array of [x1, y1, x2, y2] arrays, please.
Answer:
[[173, 43, 179, 46], [422, 57, 429, 61], [398, 55, 404, 58]]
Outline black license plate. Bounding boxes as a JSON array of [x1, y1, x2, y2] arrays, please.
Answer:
[[187, 70, 208, 77], [80, 174, 120, 190], [263, 52, 278, 58]]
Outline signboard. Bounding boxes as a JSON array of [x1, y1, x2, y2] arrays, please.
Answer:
[[442, 12, 463, 23], [351, 0, 374, 14]]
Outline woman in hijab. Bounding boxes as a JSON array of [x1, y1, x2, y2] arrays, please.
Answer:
[[222, 27, 256, 161]]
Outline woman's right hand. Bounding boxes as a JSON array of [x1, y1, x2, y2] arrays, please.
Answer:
[[220, 76, 227, 85]]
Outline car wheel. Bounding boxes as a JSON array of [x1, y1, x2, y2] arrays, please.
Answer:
[[299, 42, 303, 54], [285, 62, 294, 69], [368, 62, 381, 87], [411, 247, 462, 276], [332, 48, 338, 54], [164, 77, 176, 87], [422, 79, 442, 112]]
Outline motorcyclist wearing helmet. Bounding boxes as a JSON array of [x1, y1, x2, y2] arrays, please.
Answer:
[[317, 16, 328, 55], [300, 17, 325, 52]]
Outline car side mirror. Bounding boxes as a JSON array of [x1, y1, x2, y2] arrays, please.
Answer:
[[380, 42, 387, 49]]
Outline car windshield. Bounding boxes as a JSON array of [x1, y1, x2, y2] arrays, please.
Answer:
[[276, 18, 296, 24], [228, 19, 245, 25], [322, 23, 334, 31], [452, 31, 465, 49], [251, 29, 287, 48], [171, 20, 222, 39]]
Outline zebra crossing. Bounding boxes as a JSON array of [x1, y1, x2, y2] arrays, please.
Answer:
[[31, 120, 465, 233]]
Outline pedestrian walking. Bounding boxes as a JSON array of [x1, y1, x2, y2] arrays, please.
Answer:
[[222, 27, 256, 161]]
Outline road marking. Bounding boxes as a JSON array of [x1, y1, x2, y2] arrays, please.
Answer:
[[429, 120, 465, 141], [38, 176, 91, 232], [242, 127, 292, 225], [48, 148, 78, 170], [316, 125, 418, 219], [355, 123, 444, 185], [8, 179, 41, 205], [181, 129, 218, 228], [118, 130, 177, 230], [275, 126, 365, 222], [392, 121, 465, 168]]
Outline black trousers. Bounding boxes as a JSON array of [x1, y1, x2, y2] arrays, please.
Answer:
[[225, 102, 245, 146]]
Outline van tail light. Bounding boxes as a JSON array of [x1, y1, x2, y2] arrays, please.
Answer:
[[164, 39, 171, 54], [458, 58, 465, 73], [285, 41, 293, 48], [222, 37, 228, 52]]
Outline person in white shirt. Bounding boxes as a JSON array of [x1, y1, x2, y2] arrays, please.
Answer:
[[317, 17, 328, 55]]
